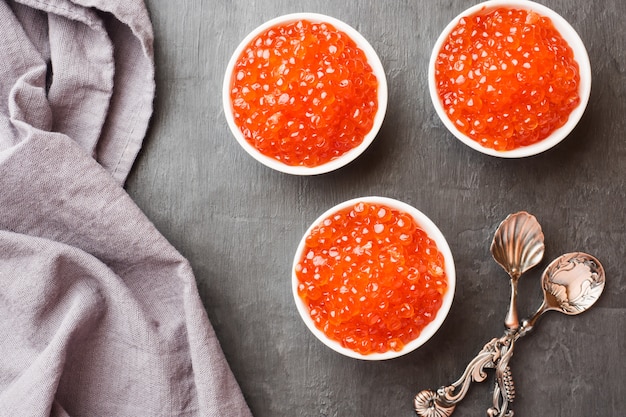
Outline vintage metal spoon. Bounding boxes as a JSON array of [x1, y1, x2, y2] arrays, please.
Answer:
[[414, 252, 605, 417], [490, 211, 545, 331], [486, 211, 544, 416], [487, 253, 605, 416], [516, 252, 605, 339]]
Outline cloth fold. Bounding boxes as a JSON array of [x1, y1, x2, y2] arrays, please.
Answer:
[[0, 1, 252, 416]]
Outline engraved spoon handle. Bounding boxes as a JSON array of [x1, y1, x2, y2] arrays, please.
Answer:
[[488, 335, 516, 417], [414, 337, 503, 417]]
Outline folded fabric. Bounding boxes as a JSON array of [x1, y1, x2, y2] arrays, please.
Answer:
[[0, 1, 252, 416]]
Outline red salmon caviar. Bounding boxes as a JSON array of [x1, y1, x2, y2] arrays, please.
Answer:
[[435, 8, 580, 151], [230, 20, 379, 167], [295, 202, 448, 355]]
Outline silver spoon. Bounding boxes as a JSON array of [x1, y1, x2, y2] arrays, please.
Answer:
[[491, 211, 545, 331], [489, 253, 606, 416], [516, 252, 605, 339], [414, 252, 605, 417], [487, 212, 544, 416]]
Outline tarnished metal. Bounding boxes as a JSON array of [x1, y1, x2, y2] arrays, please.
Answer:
[[518, 252, 606, 338], [414, 389, 456, 417], [414, 213, 605, 417], [488, 335, 516, 417], [490, 211, 545, 331], [414, 334, 515, 417]]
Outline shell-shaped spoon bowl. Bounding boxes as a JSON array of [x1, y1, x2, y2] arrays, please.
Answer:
[[490, 211, 545, 331], [491, 212, 545, 278]]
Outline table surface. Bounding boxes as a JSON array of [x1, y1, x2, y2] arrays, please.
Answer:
[[128, 1, 626, 416]]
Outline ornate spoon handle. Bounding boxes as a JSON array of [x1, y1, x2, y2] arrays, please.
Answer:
[[488, 335, 516, 417], [414, 336, 506, 417]]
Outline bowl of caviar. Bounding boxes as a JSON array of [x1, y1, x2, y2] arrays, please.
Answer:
[[223, 13, 388, 175], [292, 197, 455, 360], [429, 0, 591, 157]]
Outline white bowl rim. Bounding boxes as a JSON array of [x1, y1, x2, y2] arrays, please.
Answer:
[[292, 196, 456, 360], [428, 0, 592, 158], [223, 12, 388, 175]]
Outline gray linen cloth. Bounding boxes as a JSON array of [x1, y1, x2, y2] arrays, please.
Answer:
[[0, 0, 253, 416]]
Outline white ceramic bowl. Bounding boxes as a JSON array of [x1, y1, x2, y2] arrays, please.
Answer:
[[292, 196, 456, 360], [223, 13, 388, 175], [428, 0, 592, 158]]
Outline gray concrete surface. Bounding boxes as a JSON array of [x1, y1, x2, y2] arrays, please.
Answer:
[[126, 1, 626, 415]]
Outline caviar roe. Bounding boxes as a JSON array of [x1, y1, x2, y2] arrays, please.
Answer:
[[435, 8, 581, 151], [230, 20, 379, 167], [295, 202, 448, 355]]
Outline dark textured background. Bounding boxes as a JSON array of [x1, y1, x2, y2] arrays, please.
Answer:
[[127, 1, 626, 416]]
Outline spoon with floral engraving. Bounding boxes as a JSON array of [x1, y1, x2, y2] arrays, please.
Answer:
[[516, 251, 605, 339], [486, 252, 606, 417]]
